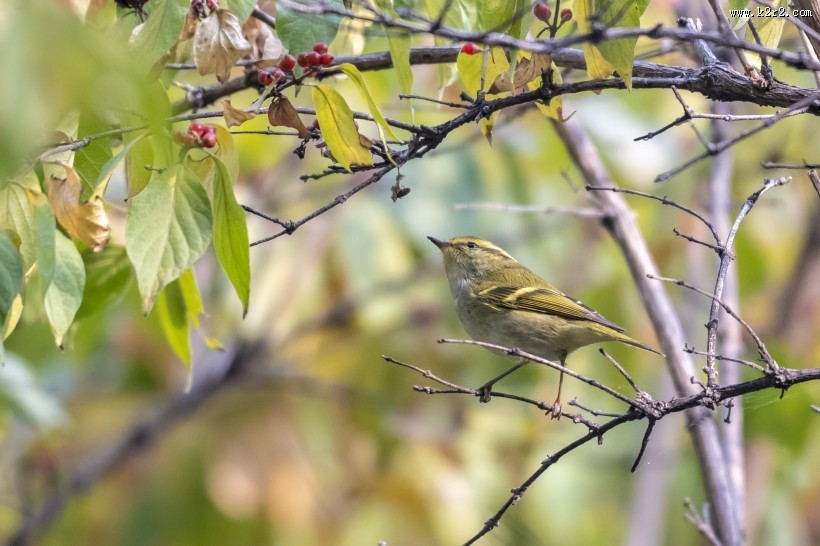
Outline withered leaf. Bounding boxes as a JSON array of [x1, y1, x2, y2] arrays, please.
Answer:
[[48, 163, 110, 253], [179, 8, 199, 42], [489, 53, 553, 94], [358, 133, 375, 149], [194, 9, 252, 83], [222, 99, 254, 127], [268, 97, 311, 138], [243, 16, 285, 69]]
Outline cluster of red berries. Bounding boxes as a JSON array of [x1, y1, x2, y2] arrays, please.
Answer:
[[533, 3, 572, 23], [297, 42, 335, 69], [188, 121, 216, 148], [191, 0, 218, 17], [257, 68, 286, 87]]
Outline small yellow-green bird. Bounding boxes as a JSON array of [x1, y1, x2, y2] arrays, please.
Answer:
[[429, 235, 662, 416]]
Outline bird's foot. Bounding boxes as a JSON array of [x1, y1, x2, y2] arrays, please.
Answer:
[[549, 399, 562, 420]]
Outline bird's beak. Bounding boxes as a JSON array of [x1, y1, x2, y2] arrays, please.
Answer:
[[427, 236, 447, 249]]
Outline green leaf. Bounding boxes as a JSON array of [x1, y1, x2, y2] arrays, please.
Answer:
[[74, 111, 113, 199], [385, 29, 414, 95], [596, 0, 640, 90], [424, 0, 477, 31], [75, 245, 133, 320], [211, 158, 250, 315], [154, 278, 191, 365], [92, 133, 146, 198], [131, 0, 189, 69], [312, 84, 373, 172], [0, 183, 37, 271], [44, 231, 85, 348], [636, 0, 651, 15], [178, 268, 204, 329], [214, 125, 239, 182], [125, 165, 213, 313], [476, 0, 517, 33], [508, 0, 534, 42], [277, 0, 343, 65], [0, 230, 23, 331], [222, 0, 258, 23], [32, 193, 56, 289]]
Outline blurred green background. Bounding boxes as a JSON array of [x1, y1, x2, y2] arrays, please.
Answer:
[[1, 1, 819, 545]]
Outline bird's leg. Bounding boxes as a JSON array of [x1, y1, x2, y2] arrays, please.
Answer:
[[550, 351, 568, 419], [477, 359, 528, 403]]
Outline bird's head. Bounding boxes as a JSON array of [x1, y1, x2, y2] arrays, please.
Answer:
[[427, 236, 516, 279]]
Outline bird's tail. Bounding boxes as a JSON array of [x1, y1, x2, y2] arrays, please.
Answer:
[[610, 330, 665, 357]]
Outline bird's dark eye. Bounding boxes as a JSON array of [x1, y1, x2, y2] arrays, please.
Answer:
[[466, 242, 478, 249]]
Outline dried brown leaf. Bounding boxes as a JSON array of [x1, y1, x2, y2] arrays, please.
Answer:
[[268, 97, 311, 138], [194, 9, 252, 83], [48, 163, 110, 253], [179, 8, 199, 42], [243, 16, 285, 69], [489, 53, 552, 94], [358, 133, 375, 149], [222, 99, 254, 127]]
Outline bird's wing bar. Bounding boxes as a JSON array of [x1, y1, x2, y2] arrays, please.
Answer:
[[477, 285, 626, 333]]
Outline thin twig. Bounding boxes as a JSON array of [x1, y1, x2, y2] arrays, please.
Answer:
[[599, 349, 641, 394], [683, 346, 765, 373], [655, 93, 820, 182], [436, 338, 651, 414], [585, 185, 721, 243], [684, 498, 725, 546], [647, 274, 775, 368], [453, 202, 606, 218]]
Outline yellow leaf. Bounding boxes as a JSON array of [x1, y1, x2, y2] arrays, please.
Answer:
[[222, 99, 255, 128], [457, 46, 510, 97], [528, 64, 564, 121], [746, 0, 788, 69], [481, 112, 499, 145], [576, 0, 615, 86], [311, 85, 372, 172], [194, 9, 252, 83], [47, 162, 110, 252], [338, 63, 400, 149]]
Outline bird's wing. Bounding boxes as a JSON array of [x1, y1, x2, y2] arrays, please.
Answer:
[[476, 285, 626, 333]]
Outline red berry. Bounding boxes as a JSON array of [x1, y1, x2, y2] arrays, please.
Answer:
[[306, 51, 321, 66], [560, 8, 572, 21], [273, 69, 286, 80], [206, 0, 217, 11], [257, 70, 270, 85], [189, 121, 203, 134], [461, 43, 478, 55], [297, 52, 309, 67], [533, 3, 551, 22], [318, 53, 334, 66], [313, 42, 328, 54], [201, 132, 216, 148], [279, 54, 296, 71]]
